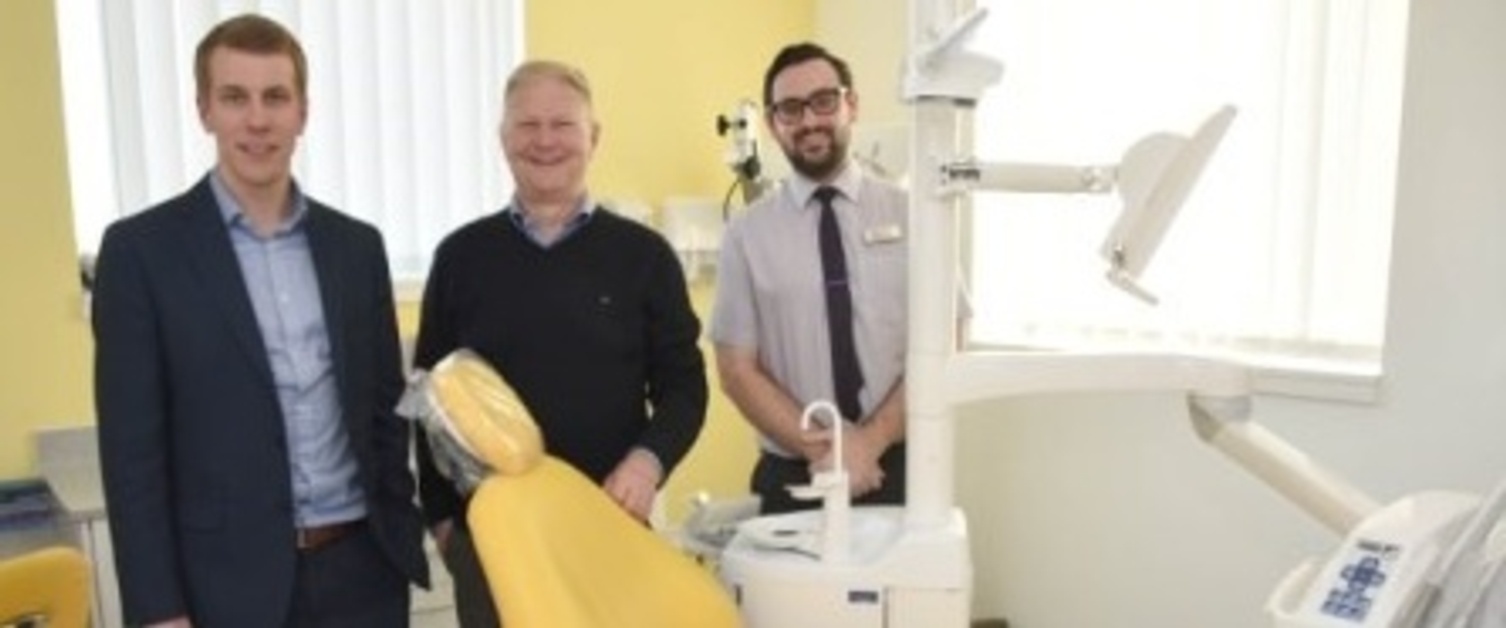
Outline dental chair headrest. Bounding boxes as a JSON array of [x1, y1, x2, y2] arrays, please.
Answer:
[[426, 349, 544, 476]]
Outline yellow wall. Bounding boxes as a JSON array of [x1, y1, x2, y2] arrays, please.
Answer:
[[5, 0, 815, 521], [525, 1, 812, 207], [0, 0, 94, 479]]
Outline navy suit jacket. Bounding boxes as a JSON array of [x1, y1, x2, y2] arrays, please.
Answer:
[[92, 177, 428, 627]]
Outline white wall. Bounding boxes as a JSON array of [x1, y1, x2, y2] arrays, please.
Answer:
[[822, 0, 1506, 625], [816, 0, 909, 128]]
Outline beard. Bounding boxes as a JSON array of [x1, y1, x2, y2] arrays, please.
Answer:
[[782, 127, 849, 181]]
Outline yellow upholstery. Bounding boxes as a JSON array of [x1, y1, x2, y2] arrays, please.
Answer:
[[425, 350, 741, 627], [468, 459, 741, 628], [0, 546, 91, 628], [428, 349, 544, 476]]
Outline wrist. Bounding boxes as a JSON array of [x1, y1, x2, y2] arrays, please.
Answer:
[[628, 447, 664, 485], [853, 419, 896, 451]]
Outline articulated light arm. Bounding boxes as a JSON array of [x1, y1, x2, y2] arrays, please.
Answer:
[[904, 6, 1237, 306], [902, 7, 1359, 539], [940, 161, 1115, 195], [1100, 106, 1237, 304], [938, 105, 1238, 304]]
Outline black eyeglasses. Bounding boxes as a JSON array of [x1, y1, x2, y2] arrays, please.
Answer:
[[767, 87, 847, 124]]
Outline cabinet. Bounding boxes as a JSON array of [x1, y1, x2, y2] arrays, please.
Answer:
[[72, 516, 120, 628], [35, 426, 120, 628]]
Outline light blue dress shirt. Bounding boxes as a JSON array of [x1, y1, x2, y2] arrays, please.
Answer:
[[507, 195, 596, 248], [210, 172, 366, 528]]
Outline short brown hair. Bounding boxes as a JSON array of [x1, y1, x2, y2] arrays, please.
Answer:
[[194, 14, 308, 100], [762, 42, 853, 108]]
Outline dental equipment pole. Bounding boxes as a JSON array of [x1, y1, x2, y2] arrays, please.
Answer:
[[902, 0, 977, 538]]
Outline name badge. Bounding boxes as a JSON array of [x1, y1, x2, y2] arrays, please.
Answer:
[[864, 223, 904, 244]]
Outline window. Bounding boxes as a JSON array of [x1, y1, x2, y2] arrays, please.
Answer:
[[55, 0, 521, 285], [967, 0, 1409, 400]]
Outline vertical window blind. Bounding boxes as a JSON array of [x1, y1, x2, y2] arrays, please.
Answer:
[[967, 0, 1409, 392], [55, 0, 521, 283]]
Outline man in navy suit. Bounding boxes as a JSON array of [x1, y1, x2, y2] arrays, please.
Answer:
[[92, 14, 428, 627]]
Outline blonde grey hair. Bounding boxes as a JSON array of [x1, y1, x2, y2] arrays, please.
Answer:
[[504, 59, 593, 106]]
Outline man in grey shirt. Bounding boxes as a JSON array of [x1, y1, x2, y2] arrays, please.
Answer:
[[711, 42, 908, 515]]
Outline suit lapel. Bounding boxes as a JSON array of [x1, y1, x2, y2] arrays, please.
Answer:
[[178, 179, 277, 389], [305, 206, 350, 410]]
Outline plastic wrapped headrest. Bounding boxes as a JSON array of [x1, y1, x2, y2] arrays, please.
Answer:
[[424, 349, 544, 476]]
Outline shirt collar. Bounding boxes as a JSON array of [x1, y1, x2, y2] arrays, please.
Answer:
[[506, 194, 597, 243], [209, 169, 309, 234], [508, 194, 596, 222], [786, 160, 865, 212]]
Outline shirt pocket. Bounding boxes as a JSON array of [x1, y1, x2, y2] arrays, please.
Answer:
[[856, 238, 908, 344]]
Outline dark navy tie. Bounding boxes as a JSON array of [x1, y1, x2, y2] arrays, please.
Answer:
[[814, 186, 864, 421]]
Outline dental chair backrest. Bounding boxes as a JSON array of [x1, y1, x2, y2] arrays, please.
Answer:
[[0, 546, 91, 628], [423, 350, 741, 628]]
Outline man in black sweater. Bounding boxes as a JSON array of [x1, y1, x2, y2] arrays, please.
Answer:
[[412, 59, 709, 627]]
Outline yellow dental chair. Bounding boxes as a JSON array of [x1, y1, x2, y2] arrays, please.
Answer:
[[0, 546, 90, 628], [422, 350, 741, 628]]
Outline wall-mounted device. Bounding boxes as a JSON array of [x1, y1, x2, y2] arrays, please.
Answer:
[[716, 99, 771, 208]]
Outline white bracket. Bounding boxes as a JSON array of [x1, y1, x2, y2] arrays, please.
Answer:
[[902, 7, 1004, 105]]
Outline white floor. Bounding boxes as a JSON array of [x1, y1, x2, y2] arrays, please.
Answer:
[[411, 607, 460, 628], [410, 535, 459, 628]]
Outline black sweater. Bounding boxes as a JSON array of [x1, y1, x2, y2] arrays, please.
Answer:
[[412, 209, 708, 525]]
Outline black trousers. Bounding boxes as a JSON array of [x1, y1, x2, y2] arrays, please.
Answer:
[[440, 525, 503, 627], [287, 523, 411, 628], [751, 444, 907, 515]]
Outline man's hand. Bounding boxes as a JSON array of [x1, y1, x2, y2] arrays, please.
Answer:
[[603, 448, 663, 523], [809, 422, 887, 497], [795, 424, 835, 464], [145, 617, 192, 628], [430, 518, 455, 553]]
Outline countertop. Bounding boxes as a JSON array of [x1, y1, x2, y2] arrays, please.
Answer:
[[34, 425, 107, 521]]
